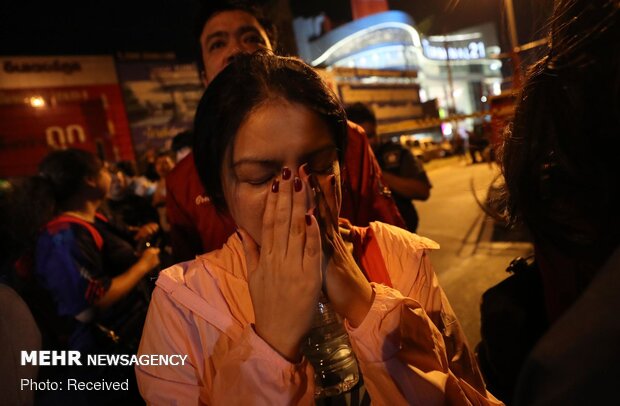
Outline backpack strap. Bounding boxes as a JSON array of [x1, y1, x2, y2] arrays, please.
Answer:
[[46, 214, 104, 251], [95, 212, 109, 223], [349, 225, 393, 288]]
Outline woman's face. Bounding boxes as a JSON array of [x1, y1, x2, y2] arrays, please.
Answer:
[[221, 100, 341, 245]]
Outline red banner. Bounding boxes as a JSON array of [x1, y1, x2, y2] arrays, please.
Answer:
[[0, 56, 134, 177]]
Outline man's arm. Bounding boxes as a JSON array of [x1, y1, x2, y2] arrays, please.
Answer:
[[381, 171, 430, 200], [384, 147, 432, 200]]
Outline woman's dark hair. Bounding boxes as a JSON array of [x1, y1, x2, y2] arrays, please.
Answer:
[[1, 149, 102, 274], [38, 148, 103, 207], [193, 51, 348, 211], [501, 0, 619, 264]]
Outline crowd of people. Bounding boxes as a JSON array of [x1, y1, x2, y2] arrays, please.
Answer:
[[0, 0, 618, 405]]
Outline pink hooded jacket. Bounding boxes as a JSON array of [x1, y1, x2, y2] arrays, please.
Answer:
[[136, 222, 502, 405]]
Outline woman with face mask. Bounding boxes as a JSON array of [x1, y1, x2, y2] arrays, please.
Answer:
[[136, 52, 501, 405]]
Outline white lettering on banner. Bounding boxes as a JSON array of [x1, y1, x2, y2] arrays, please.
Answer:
[[0, 56, 118, 89], [46, 125, 87, 148], [422, 39, 487, 61], [3, 60, 82, 75], [66, 124, 86, 143]]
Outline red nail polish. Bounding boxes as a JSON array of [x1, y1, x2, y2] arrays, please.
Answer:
[[305, 214, 312, 226], [282, 167, 291, 180], [294, 177, 302, 192], [271, 179, 279, 193]]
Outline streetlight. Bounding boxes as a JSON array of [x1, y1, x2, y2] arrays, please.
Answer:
[[503, 0, 523, 88], [504, 0, 519, 52]]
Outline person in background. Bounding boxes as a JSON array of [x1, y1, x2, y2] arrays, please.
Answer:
[[115, 160, 156, 199], [346, 102, 431, 233], [137, 51, 501, 405], [171, 129, 193, 162], [104, 161, 160, 244], [499, 0, 620, 404], [137, 146, 159, 183], [8, 149, 160, 404], [151, 151, 175, 226], [165, 0, 404, 261], [0, 180, 41, 406], [468, 128, 489, 164]]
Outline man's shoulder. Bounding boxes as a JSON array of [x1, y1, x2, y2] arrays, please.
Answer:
[[166, 152, 207, 200], [344, 120, 369, 152], [346, 120, 365, 138], [168, 152, 198, 181]]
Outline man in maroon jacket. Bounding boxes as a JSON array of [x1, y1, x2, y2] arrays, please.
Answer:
[[167, 1, 404, 261]]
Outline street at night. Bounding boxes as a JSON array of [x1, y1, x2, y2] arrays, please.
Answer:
[[417, 158, 532, 346]]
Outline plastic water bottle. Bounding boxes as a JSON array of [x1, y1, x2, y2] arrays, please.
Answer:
[[302, 294, 360, 398]]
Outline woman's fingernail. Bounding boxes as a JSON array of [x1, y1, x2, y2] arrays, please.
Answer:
[[294, 177, 302, 192], [305, 214, 312, 226], [301, 163, 311, 175], [271, 179, 279, 193], [330, 176, 336, 187], [282, 167, 291, 180], [235, 230, 243, 241]]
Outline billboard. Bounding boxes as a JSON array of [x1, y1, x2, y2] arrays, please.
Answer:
[[0, 56, 134, 177], [115, 60, 203, 160]]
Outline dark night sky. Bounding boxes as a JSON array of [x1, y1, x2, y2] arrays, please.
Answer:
[[0, 0, 553, 59], [0, 1, 200, 60]]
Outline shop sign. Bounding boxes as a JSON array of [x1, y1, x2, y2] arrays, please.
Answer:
[[0, 56, 118, 88], [422, 39, 487, 61], [3, 59, 81, 75]]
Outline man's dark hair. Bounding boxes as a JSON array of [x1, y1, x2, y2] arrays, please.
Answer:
[[115, 160, 137, 178], [194, 0, 277, 74], [345, 102, 376, 126], [193, 52, 348, 211], [171, 130, 193, 153]]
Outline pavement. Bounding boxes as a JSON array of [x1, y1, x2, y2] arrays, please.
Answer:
[[414, 156, 534, 347]]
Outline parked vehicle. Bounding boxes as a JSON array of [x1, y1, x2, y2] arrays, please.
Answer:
[[404, 137, 444, 162], [439, 140, 454, 157]]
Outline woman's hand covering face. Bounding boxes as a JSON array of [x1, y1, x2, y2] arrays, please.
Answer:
[[310, 172, 374, 328], [237, 164, 322, 361]]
